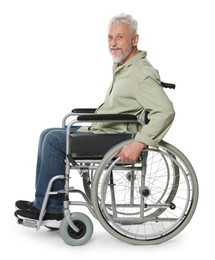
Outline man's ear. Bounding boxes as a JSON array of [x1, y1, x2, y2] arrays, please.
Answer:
[[133, 34, 139, 47]]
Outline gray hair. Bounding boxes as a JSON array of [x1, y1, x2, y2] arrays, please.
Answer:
[[108, 13, 138, 36]]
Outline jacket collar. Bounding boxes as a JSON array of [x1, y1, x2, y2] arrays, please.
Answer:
[[113, 50, 147, 71]]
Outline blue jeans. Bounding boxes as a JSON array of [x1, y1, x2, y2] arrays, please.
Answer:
[[33, 126, 80, 214]]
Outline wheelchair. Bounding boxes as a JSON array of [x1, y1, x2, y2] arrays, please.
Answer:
[[18, 82, 199, 246]]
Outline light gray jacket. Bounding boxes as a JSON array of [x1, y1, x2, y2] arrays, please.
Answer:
[[82, 51, 175, 147]]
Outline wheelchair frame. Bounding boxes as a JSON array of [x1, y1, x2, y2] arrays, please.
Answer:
[[17, 82, 199, 246]]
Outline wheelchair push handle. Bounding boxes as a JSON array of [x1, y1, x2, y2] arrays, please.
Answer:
[[161, 82, 176, 89]]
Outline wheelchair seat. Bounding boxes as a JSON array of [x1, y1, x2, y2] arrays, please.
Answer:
[[69, 133, 133, 159]]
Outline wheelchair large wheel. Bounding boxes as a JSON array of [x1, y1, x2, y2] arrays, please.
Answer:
[[91, 140, 199, 245]]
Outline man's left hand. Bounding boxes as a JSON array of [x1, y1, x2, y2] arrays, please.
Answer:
[[117, 141, 147, 162]]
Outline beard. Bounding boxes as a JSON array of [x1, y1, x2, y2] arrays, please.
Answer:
[[110, 44, 132, 63]]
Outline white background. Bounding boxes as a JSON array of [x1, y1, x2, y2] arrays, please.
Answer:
[[0, 0, 214, 258]]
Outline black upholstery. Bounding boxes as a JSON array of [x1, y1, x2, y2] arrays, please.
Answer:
[[69, 133, 133, 159], [77, 114, 137, 122]]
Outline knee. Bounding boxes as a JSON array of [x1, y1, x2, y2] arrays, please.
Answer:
[[39, 128, 54, 140], [39, 128, 62, 143], [43, 129, 66, 150]]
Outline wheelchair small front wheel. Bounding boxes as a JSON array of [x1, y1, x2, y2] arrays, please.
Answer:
[[60, 212, 93, 246]]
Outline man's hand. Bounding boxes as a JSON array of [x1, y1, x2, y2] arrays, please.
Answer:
[[117, 141, 147, 162]]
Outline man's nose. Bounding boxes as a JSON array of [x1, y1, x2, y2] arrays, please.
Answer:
[[111, 37, 118, 46]]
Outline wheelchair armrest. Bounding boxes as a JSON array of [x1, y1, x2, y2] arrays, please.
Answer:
[[77, 114, 137, 122], [72, 108, 97, 113]]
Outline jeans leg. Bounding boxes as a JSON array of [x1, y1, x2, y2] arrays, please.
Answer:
[[35, 128, 62, 189], [34, 126, 79, 214]]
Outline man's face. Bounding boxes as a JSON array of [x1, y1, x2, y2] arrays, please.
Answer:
[[108, 22, 135, 63]]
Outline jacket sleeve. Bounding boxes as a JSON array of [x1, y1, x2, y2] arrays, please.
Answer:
[[134, 76, 175, 147]]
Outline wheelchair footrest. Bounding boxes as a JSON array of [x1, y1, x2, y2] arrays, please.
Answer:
[[17, 218, 37, 228], [17, 217, 62, 229]]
